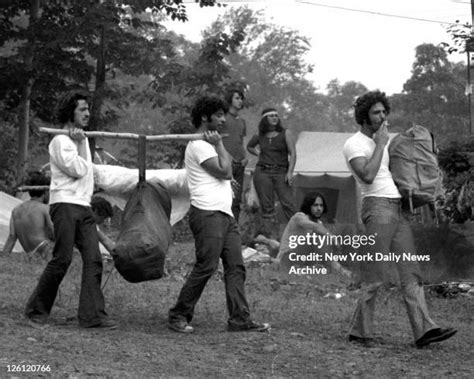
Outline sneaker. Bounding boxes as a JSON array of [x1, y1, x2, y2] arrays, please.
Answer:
[[168, 320, 194, 334], [26, 314, 49, 325], [227, 320, 271, 332], [415, 328, 457, 348], [84, 318, 118, 330]]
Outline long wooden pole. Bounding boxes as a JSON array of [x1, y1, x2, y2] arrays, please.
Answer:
[[38, 127, 227, 141], [16, 185, 50, 191]]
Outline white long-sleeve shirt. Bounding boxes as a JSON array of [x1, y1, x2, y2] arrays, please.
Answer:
[[48, 134, 94, 207]]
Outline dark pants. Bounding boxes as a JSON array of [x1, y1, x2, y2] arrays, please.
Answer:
[[25, 203, 106, 327], [169, 206, 250, 327], [253, 166, 295, 239], [231, 162, 245, 222], [253, 166, 295, 221], [349, 197, 438, 341]]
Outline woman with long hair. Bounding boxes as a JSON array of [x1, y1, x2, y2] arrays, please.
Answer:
[[247, 107, 296, 237], [275, 192, 352, 278]]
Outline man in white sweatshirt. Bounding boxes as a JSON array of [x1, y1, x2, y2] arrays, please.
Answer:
[[25, 91, 116, 329]]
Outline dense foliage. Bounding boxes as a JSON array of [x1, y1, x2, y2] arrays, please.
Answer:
[[438, 138, 474, 223], [0, 0, 220, 186]]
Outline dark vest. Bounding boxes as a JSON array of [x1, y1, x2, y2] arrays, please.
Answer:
[[257, 131, 289, 168]]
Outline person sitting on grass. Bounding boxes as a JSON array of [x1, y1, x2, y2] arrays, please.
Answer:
[[3, 186, 115, 264], [2, 171, 54, 260], [273, 192, 352, 278]]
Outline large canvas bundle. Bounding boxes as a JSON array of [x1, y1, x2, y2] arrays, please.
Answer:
[[113, 181, 172, 283], [93, 165, 189, 226], [388, 125, 441, 210]]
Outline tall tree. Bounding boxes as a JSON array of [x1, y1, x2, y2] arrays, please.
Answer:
[[143, 26, 245, 168], [16, 0, 39, 186], [391, 43, 468, 143], [325, 79, 368, 132], [203, 6, 327, 135], [0, 0, 219, 185]]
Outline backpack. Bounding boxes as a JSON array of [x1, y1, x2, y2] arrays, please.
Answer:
[[388, 124, 441, 211]]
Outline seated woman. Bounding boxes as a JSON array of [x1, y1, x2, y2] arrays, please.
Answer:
[[275, 192, 352, 278]]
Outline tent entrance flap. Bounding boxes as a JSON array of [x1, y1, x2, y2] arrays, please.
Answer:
[[291, 132, 361, 224], [294, 173, 360, 224]]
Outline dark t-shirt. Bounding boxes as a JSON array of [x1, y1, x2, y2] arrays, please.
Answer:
[[248, 131, 289, 168], [221, 113, 247, 162]]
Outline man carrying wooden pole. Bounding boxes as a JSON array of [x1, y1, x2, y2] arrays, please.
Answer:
[[25, 90, 117, 329]]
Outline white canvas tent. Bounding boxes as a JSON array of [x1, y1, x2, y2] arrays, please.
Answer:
[[292, 131, 361, 224], [243, 131, 361, 224]]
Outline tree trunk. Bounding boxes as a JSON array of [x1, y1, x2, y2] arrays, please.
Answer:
[[88, 25, 106, 161], [16, 0, 40, 186]]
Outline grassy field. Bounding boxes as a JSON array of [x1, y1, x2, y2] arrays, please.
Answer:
[[0, 241, 472, 378]]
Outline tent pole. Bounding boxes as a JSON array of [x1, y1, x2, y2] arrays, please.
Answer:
[[138, 135, 146, 183]]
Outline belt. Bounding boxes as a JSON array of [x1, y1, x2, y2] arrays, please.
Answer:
[[363, 197, 401, 202], [257, 164, 287, 171]]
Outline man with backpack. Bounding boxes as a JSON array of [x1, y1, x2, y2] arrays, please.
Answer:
[[342, 90, 456, 348]]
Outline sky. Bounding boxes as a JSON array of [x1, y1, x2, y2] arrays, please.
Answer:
[[163, 0, 471, 94]]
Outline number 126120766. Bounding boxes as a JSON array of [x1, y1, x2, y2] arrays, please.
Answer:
[[7, 364, 51, 373]]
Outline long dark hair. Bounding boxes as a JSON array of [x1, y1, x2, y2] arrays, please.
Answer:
[[258, 107, 284, 135], [299, 192, 327, 220], [57, 90, 90, 124]]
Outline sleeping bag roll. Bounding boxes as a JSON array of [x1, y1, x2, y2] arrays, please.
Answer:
[[113, 181, 172, 283]]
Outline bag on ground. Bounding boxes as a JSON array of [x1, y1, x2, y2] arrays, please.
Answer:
[[113, 181, 172, 283], [246, 180, 260, 209], [388, 124, 441, 210]]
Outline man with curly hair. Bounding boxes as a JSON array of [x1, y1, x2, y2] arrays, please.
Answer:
[[168, 95, 270, 333], [343, 90, 456, 348], [25, 91, 116, 329]]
